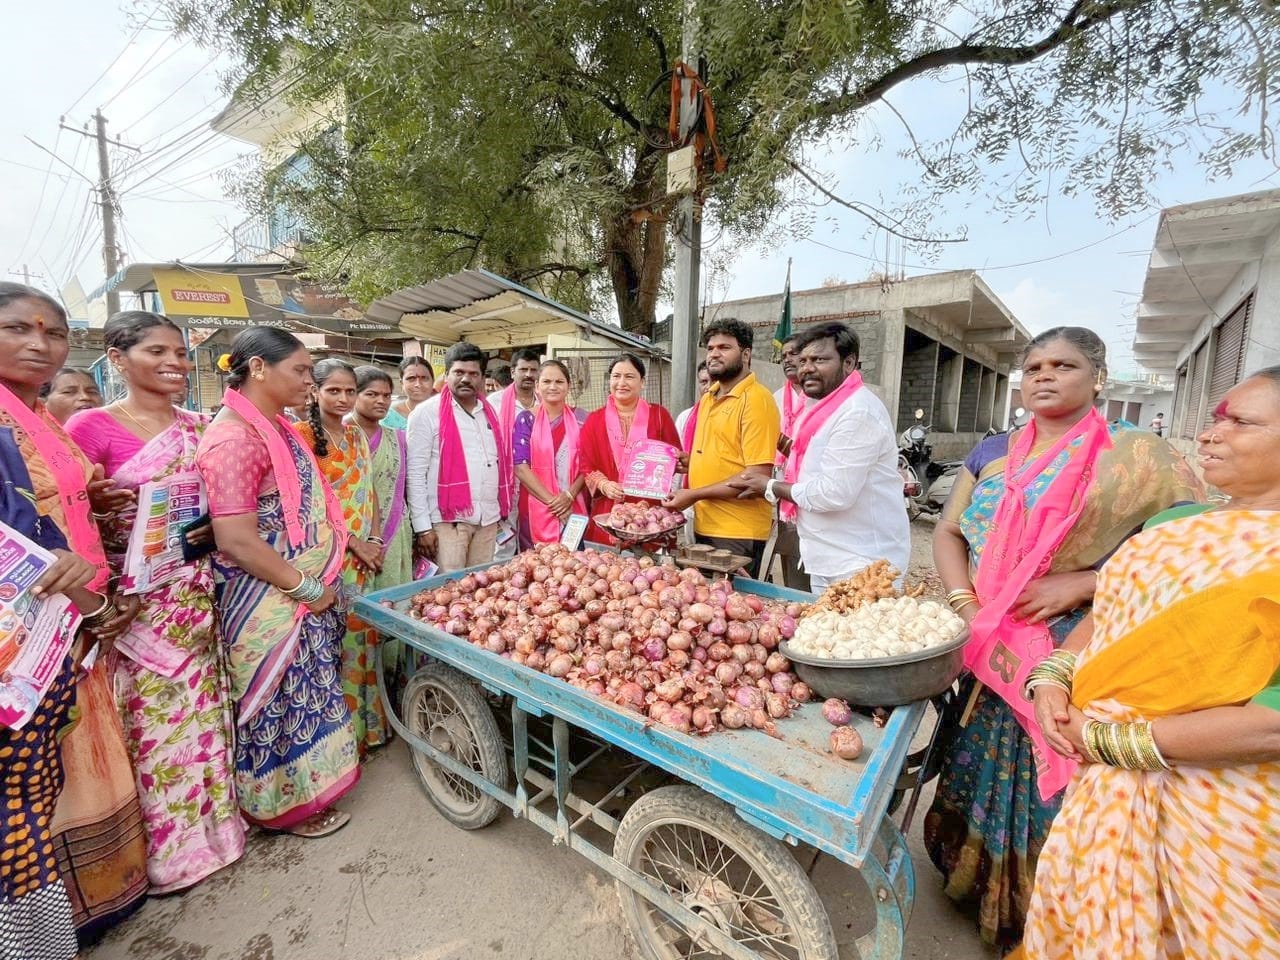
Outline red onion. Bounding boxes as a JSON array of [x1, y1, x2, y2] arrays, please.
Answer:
[[547, 654, 573, 678], [725, 622, 752, 645], [757, 624, 780, 649], [790, 682, 813, 703], [743, 661, 766, 680], [715, 662, 743, 685], [721, 703, 747, 729], [778, 616, 797, 638], [667, 650, 690, 670], [822, 698, 854, 726], [734, 687, 765, 711], [770, 672, 795, 696], [708, 642, 732, 662], [765, 693, 788, 719], [616, 682, 645, 711], [641, 638, 666, 662], [660, 703, 692, 733], [829, 726, 863, 760], [691, 706, 716, 733]]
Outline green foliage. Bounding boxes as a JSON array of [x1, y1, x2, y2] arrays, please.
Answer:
[[167, 0, 1280, 332]]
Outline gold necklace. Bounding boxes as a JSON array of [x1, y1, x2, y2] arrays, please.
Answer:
[[115, 402, 170, 438], [322, 424, 346, 450]]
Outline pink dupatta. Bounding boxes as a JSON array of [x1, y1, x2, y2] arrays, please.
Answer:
[[221, 388, 347, 557], [964, 408, 1112, 799], [437, 387, 513, 522], [779, 372, 863, 522], [0, 383, 108, 590], [605, 395, 650, 471], [528, 405, 583, 542]]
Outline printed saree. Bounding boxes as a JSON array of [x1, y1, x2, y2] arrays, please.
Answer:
[[924, 423, 1202, 948], [88, 411, 244, 893], [0, 405, 149, 945], [296, 421, 386, 755], [197, 421, 359, 829], [1021, 508, 1280, 959], [0, 425, 79, 960]]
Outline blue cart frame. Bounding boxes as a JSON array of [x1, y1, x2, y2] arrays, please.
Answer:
[[356, 567, 930, 960]]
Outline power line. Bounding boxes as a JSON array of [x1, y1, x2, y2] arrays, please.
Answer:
[[12, 127, 63, 267], [63, 13, 154, 116], [100, 37, 194, 111]]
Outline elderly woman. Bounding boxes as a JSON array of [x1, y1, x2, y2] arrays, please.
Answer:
[[40, 367, 103, 424], [1016, 367, 1280, 960], [926, 326, 1203, 949]]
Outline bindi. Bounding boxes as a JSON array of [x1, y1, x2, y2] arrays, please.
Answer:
[[1213, 399, 1230, 420]]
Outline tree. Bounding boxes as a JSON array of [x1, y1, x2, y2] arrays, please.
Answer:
[[168, 0, 1279, 334]]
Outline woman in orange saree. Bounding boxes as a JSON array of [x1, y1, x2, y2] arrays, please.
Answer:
[[1019, 368, 1280, 960]]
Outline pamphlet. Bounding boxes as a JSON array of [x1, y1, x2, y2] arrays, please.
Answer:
[[560, 514, 589, 550], [120, 471, 207, 595], [621, 440, 680, 500], [0, 521, 81, 730], [413, 557, 440, 581]]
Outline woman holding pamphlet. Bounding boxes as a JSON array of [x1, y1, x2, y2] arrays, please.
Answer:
[[512, 360, 588, 548], [67, 311, 245, 894], [579, 354, 680, 546], [195, 328, 360, 839], [0, 283, 146, 958]]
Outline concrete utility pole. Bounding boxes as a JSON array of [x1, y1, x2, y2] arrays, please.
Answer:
[[669, 0, 702, 414], [60, 111, 139, 316], [7, 265, 44, 285]]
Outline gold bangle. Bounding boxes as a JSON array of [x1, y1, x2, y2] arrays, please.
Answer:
[[951, 598, 977, 614]]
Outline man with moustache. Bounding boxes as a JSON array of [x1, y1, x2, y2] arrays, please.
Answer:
[[730, 322, 909, 590], [665, 319, 780, 578], [407, 341, 513, 572], [771, 333, 811, 590], [491, 348, 541, 559]]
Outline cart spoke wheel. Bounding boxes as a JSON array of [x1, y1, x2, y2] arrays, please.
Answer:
[[401, 663, 507, 830], [614, 785, 837, 960]]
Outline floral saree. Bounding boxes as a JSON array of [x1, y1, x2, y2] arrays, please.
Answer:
[[297, 421, 386, 755], [1022, 508, 1280, 959], [88, 410, 244, 893], [924, 423, 1202, 948], [196, 421, 359, 829]]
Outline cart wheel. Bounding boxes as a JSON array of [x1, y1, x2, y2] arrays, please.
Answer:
[[614, 785, 837, 960], [402, 663, 507, 830]]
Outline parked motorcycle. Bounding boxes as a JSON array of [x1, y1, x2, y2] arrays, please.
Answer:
[[899, 409, 962, 519]]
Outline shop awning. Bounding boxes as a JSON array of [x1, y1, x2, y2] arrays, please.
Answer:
[[366, 269, 661, 354]]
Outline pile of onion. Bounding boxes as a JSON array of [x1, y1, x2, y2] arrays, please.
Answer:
[[604, 502, 686, 537], [408, 543, 811, 735]]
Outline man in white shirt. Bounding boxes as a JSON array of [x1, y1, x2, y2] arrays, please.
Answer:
[[490, 348, 540, 559], [674, 361, 711, 440], [407, 342, 508, 572], [730, 322, 909, 590], [771, 334, 811, 591]]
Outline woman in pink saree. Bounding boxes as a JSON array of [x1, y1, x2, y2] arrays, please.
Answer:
[[68, 311, 244, 892]]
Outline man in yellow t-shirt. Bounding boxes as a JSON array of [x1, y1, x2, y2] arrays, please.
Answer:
[[664, 318, 780, 577]]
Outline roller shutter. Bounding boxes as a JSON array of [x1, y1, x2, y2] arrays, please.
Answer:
[[1205, 295, 1253, 427], [1180, 343, 1210, 440]]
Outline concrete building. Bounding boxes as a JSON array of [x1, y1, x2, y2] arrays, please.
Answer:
[[705, 271, 1030, 457], [1132, 188, 1280, 448]]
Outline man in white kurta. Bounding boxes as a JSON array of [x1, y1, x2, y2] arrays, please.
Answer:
[[730, 322, 909, 590]]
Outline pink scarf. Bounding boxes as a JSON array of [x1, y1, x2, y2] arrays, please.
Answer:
[[0, 384, 108, 590], [681, 396, 702, 453], [776, 382, 805, 467], [779, 372, 863, 522], [964, 408, 1112, 800], [528, 405, 582, 542], [605, 395, 650, 472], [221, 388, 348, 557], [436, 387, 513, 522]]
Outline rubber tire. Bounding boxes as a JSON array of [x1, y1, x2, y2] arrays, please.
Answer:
[[613, 784, 838, 960], [401, 663, 507, 830]]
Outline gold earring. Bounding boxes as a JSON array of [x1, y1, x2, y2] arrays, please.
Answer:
[[252, 369, 265, 381]]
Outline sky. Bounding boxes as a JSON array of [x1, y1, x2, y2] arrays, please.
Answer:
[[3, 2, 1278, 379]]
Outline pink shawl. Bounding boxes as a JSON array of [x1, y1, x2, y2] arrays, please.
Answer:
[[528, 405, 583, 542], [605, 395, 650, 471], [437, 387, 513, 522], [964, 408, 1112, 799], [776, 382, 806, 467], [0, 384, 108, 590], [779, 372, 863, 522], [221, 388, 347, 554]]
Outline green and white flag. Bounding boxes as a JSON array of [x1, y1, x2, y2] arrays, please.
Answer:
[[771, 258, 792, 363]]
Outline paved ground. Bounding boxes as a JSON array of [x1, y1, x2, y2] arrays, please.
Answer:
[[87, 520, 993, 960]]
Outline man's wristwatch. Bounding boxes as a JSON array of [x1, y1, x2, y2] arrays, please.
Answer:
[[764, 479, 779, 504]]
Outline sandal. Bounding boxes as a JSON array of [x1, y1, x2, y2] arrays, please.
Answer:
[[286, 808, 351, 838]]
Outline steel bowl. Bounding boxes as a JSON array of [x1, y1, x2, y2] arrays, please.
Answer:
[[780, 629, 970, 706]]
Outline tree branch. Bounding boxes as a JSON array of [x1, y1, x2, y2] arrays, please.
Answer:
[[786, 161, 967, 244], [805, 0, 1143, 123]]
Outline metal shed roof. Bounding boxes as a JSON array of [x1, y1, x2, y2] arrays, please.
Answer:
[[366, 269, 662, 355]]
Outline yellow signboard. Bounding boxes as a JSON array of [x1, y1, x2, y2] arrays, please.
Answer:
[[154, 268, 250, 319]]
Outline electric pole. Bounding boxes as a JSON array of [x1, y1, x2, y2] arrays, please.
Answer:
[[8, 265, 44, 286], [60, 111, 139, 316], [669, 0, 702, 414]]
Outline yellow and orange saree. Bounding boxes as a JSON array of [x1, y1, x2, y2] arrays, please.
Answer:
[[1022, 508, 1280, 959]]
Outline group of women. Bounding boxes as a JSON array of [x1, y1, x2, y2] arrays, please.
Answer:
[[927, 324, 1280, 959], [5, 272, 1276, 960]]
